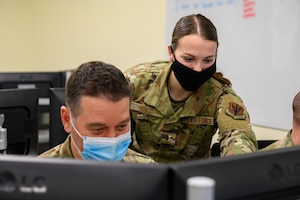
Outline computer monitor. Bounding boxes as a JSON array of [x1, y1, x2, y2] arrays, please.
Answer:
[[0, 72, 67, 130], [48, 88, 67, 149], [0, 156, 170, 200], [0, 72, 67, 106], [170, 146, 300, 200], [0, 88, 39, 155]]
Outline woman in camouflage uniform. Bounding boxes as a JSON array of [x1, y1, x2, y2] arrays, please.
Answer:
[[124, 13, 258, 163]]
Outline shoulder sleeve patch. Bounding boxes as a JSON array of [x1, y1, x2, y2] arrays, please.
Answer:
[[225, 102, 246, 120]]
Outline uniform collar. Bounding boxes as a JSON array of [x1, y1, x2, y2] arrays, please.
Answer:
[[59, 135, 74, 158]]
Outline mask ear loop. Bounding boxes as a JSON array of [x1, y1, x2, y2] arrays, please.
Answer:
[[71, 136, 84, 158], [69, 115, 84, 158], [70, 117, 84, 140]]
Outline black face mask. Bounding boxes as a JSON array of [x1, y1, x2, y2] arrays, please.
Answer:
[[170, 58, 216, 91]]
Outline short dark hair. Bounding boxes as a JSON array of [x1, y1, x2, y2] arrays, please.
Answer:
[[66, 61, 131, 116], [293, 91, 300, 125]]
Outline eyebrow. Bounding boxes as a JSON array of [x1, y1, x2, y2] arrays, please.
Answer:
[[86, 117, 131, 128], [183, 53, 215, 59], [205, 55, 216, 59]]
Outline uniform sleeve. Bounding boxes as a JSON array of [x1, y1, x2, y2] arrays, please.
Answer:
[[123, 149, 158, 164], [38, 146, 60, 158], [260, 130, 293, 151], [37, 135, 73, 158], [216, 92, 258, 156]]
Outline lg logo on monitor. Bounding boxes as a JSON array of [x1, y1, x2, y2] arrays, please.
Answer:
[[268, 162, 300, 183], [0, 171, 47, 194]]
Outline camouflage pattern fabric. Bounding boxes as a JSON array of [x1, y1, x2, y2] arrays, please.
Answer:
[[260, 130, 293, 151], [124, 60, 258, 163], [38, 135, 157, 164]]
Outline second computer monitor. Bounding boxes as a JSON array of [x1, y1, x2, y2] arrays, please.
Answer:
[[171, 146, 300, 200], [48, 88, 67, 148]]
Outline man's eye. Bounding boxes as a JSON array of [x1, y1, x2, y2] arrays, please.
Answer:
[[91, 128, 104, 134], [117, 124, 128, 131]]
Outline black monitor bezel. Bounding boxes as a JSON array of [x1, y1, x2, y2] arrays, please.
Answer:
[[0, 72, 66, 99], [0, 88, 39, 155], [49, 88, 67, 148], [0, 156, 170, 200], [170, 146, 300, 200]]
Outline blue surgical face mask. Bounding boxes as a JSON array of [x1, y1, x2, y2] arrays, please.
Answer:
[[70, 118, 131, 162]]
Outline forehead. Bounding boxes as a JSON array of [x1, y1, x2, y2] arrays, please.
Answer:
[[176, 34, 217, 53], [76, 95, 130, 125]]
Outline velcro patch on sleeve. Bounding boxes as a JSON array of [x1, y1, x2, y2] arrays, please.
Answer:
[[225, 102, 246, 120]]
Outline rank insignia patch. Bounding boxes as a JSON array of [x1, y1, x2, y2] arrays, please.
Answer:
[[225, 102, 246, 120]]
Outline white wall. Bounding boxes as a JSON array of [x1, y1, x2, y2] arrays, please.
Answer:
[[0, 0, 34, 71], [0, 0, 288, 139], [0, 0, 166, 71]]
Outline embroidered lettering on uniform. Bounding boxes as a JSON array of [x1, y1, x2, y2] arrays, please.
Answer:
[[181, 117, 214, 126], [225, 102, 246, 120], [139, 106, 154, 114], [136, 113, 148, 120], [131, 102, 155, 114]]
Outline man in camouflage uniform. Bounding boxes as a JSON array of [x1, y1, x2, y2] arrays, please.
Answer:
[[124, 61, 258, 163], [261, 91, 300, 151], [39, 61, 156, 164]]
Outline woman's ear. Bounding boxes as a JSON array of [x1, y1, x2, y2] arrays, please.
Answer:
[[167, 45, 174, 62], [60, 105, 71, 134]]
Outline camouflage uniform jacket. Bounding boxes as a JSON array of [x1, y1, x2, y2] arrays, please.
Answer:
[[261, 130, 293, 151], [38, 135, 157, 164], [124, 60, 257, 163]]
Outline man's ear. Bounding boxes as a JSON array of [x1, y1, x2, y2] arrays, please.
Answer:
[[167, 45, 174, 62], [60, 105, 71, 134]]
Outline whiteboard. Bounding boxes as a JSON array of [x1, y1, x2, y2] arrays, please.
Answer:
[[166, 0, 300, 130]]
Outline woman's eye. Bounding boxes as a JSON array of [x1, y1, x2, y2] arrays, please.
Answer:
[[183, 57, 194, 62], [204, 59, 213, 63]]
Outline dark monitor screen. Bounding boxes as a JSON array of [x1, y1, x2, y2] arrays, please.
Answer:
[[0, 72, 66, 105], [0, 88, 38, 155], [170, 146, 300, 200], [49, 88, 67, 148], [0, 72, 68, 131], [0, 156, 170, 200]]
